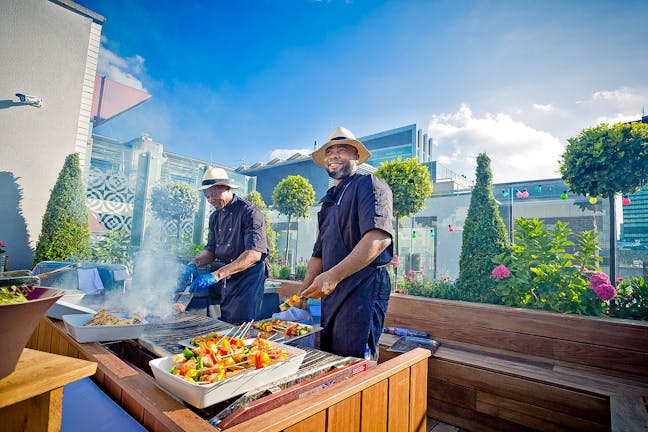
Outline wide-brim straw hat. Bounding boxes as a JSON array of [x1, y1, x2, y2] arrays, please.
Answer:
[[198, 167, 240, 190], [311, 126, 371, 167]]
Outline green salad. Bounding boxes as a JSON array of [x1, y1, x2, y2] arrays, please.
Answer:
[[0, 286, 28, 304]]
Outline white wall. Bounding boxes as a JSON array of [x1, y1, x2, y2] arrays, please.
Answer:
[[0, 0, 103, 269]]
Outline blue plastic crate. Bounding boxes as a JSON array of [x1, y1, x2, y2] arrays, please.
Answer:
[[307, 299, 321, 324]]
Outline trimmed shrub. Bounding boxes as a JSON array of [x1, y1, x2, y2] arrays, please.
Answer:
[[33, 153, 91, 265], [456, 153, 510, 303]]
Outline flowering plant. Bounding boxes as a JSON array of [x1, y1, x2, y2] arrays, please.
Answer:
[[0, 241, 5, 254], [491, 265, 510, 279], [586, 271, 616, 301], [609, 277, 648, 320], [491, 218, 608, 316], [390, 253, 401, 268]]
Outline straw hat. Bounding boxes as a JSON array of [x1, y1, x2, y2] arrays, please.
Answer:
[[198, 167, 240, 190], [311, 126, 371, 167]]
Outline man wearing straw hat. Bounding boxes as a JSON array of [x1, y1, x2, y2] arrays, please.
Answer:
[[300, 126, 393, 359], [183, 167, 269, 324]]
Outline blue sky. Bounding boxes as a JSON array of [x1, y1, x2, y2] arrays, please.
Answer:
[[76, 0, 648, 182]]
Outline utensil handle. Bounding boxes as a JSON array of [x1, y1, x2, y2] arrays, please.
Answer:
[[37, 263, 80, 279]]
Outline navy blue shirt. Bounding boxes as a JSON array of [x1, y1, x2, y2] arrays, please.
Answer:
[[313, 173, 393, 266], [205, 195, 269, 262]]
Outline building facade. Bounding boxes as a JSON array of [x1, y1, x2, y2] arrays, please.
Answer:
[[88, 134, 256, 248], [0, 0, 103, 268]]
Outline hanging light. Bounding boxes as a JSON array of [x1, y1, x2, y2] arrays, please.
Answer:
[[561, 191, 568, 200], [502, 190, 509, 198], [534, 184, 542, 193], [521, 189, 529, 199], [589, 197, 598, 205], [429, 229, 436, 237], [411, 231, 417, 238], [448, 224, 455, 233], [515, 190, 523, 199], [622, 196, 631, 206]]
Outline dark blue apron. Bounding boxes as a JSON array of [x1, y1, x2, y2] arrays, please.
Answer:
[[219, 259, 267, 325], [319, 185, 390, 359]]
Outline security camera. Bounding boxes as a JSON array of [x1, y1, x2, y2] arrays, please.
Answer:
[[15, 93, 42, 107]]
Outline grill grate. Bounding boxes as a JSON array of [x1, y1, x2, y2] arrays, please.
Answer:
[[139, 313, 233, 357]]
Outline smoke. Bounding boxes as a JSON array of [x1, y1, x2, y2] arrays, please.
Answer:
[[95, 220, 184, 320]]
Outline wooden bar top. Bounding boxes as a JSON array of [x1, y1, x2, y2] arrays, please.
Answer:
[[0, 348, 97, 408]]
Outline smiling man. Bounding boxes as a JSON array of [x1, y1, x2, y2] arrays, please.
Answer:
[[183, 167, 269, 324], [300, 126, 394, 359]]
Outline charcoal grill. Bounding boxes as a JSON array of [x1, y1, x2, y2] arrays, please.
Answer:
[[114, 312, 370, 429], [138, 313, 233, 357]]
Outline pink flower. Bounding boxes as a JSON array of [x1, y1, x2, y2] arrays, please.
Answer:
[[492, 265, 511, 279], [588, 271, 611, 289], [615, 277, 624, 285], [390, 254, 401, 268], [593, 283, 616, 301]]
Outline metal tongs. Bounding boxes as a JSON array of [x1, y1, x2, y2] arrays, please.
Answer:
[[37, 262, 81, 279], [173, 275, 194, 313]]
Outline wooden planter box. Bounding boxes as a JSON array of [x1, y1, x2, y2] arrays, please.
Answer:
[[271, 280, 648, 431]]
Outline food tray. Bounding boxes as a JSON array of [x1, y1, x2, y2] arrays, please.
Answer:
[[62, 313, 146, 343], [249, 319, 322, 344], [47, 300, 96, 320], [178, 320, 322, 348], [149, 342, 306, 408]]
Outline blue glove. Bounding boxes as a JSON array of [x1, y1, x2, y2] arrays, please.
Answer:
[[183, 263, 199, 283], [190, 273, 218, 293]]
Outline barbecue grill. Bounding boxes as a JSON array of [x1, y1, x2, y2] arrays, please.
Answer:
[[104, 312, 370, 430]]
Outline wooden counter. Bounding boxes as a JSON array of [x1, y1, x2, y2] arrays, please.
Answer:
[[0, 348, 97, 431], [27, 317, 431, 432]]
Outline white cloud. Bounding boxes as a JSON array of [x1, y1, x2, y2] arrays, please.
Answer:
[[591, 87, 636, 103], [427, 104, 564, 183], [268, 148, 310, 160], [556, 86, 648, 137], [532, 103, 554, 112], [97, 44, 147, 91]]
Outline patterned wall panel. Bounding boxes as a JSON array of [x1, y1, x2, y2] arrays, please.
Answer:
[[86, 166, 135, 232]]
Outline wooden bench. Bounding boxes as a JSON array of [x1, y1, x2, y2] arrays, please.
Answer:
[[383, 294, 648, 432]]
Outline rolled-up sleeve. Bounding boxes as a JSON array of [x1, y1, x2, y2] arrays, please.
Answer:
[[243, 206, 269, 254], [358, 175, 393, 238]]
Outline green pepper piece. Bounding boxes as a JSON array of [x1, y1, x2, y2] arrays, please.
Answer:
[[183, 346, 195, 359], [196, 355, 203, 369]]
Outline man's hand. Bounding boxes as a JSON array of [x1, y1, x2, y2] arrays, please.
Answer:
[[300, 271, 340, 300], [183, 263, 199, 283], [190, 273, 218, 293]]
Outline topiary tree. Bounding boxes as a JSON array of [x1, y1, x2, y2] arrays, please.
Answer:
[[33, 153, 91, 265], [375, 157, 433, 282], [456, 153, 510, 303], [150, 181, 199, 241], [272, 175, 315, 262], [245, 190, 280, 263], [560, 121, 648, 283]]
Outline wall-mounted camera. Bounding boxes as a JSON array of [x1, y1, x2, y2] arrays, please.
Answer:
[[15, 93, 42, 107]]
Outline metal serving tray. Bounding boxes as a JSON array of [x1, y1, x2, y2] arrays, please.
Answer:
[[63, 313, 146, 343]]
